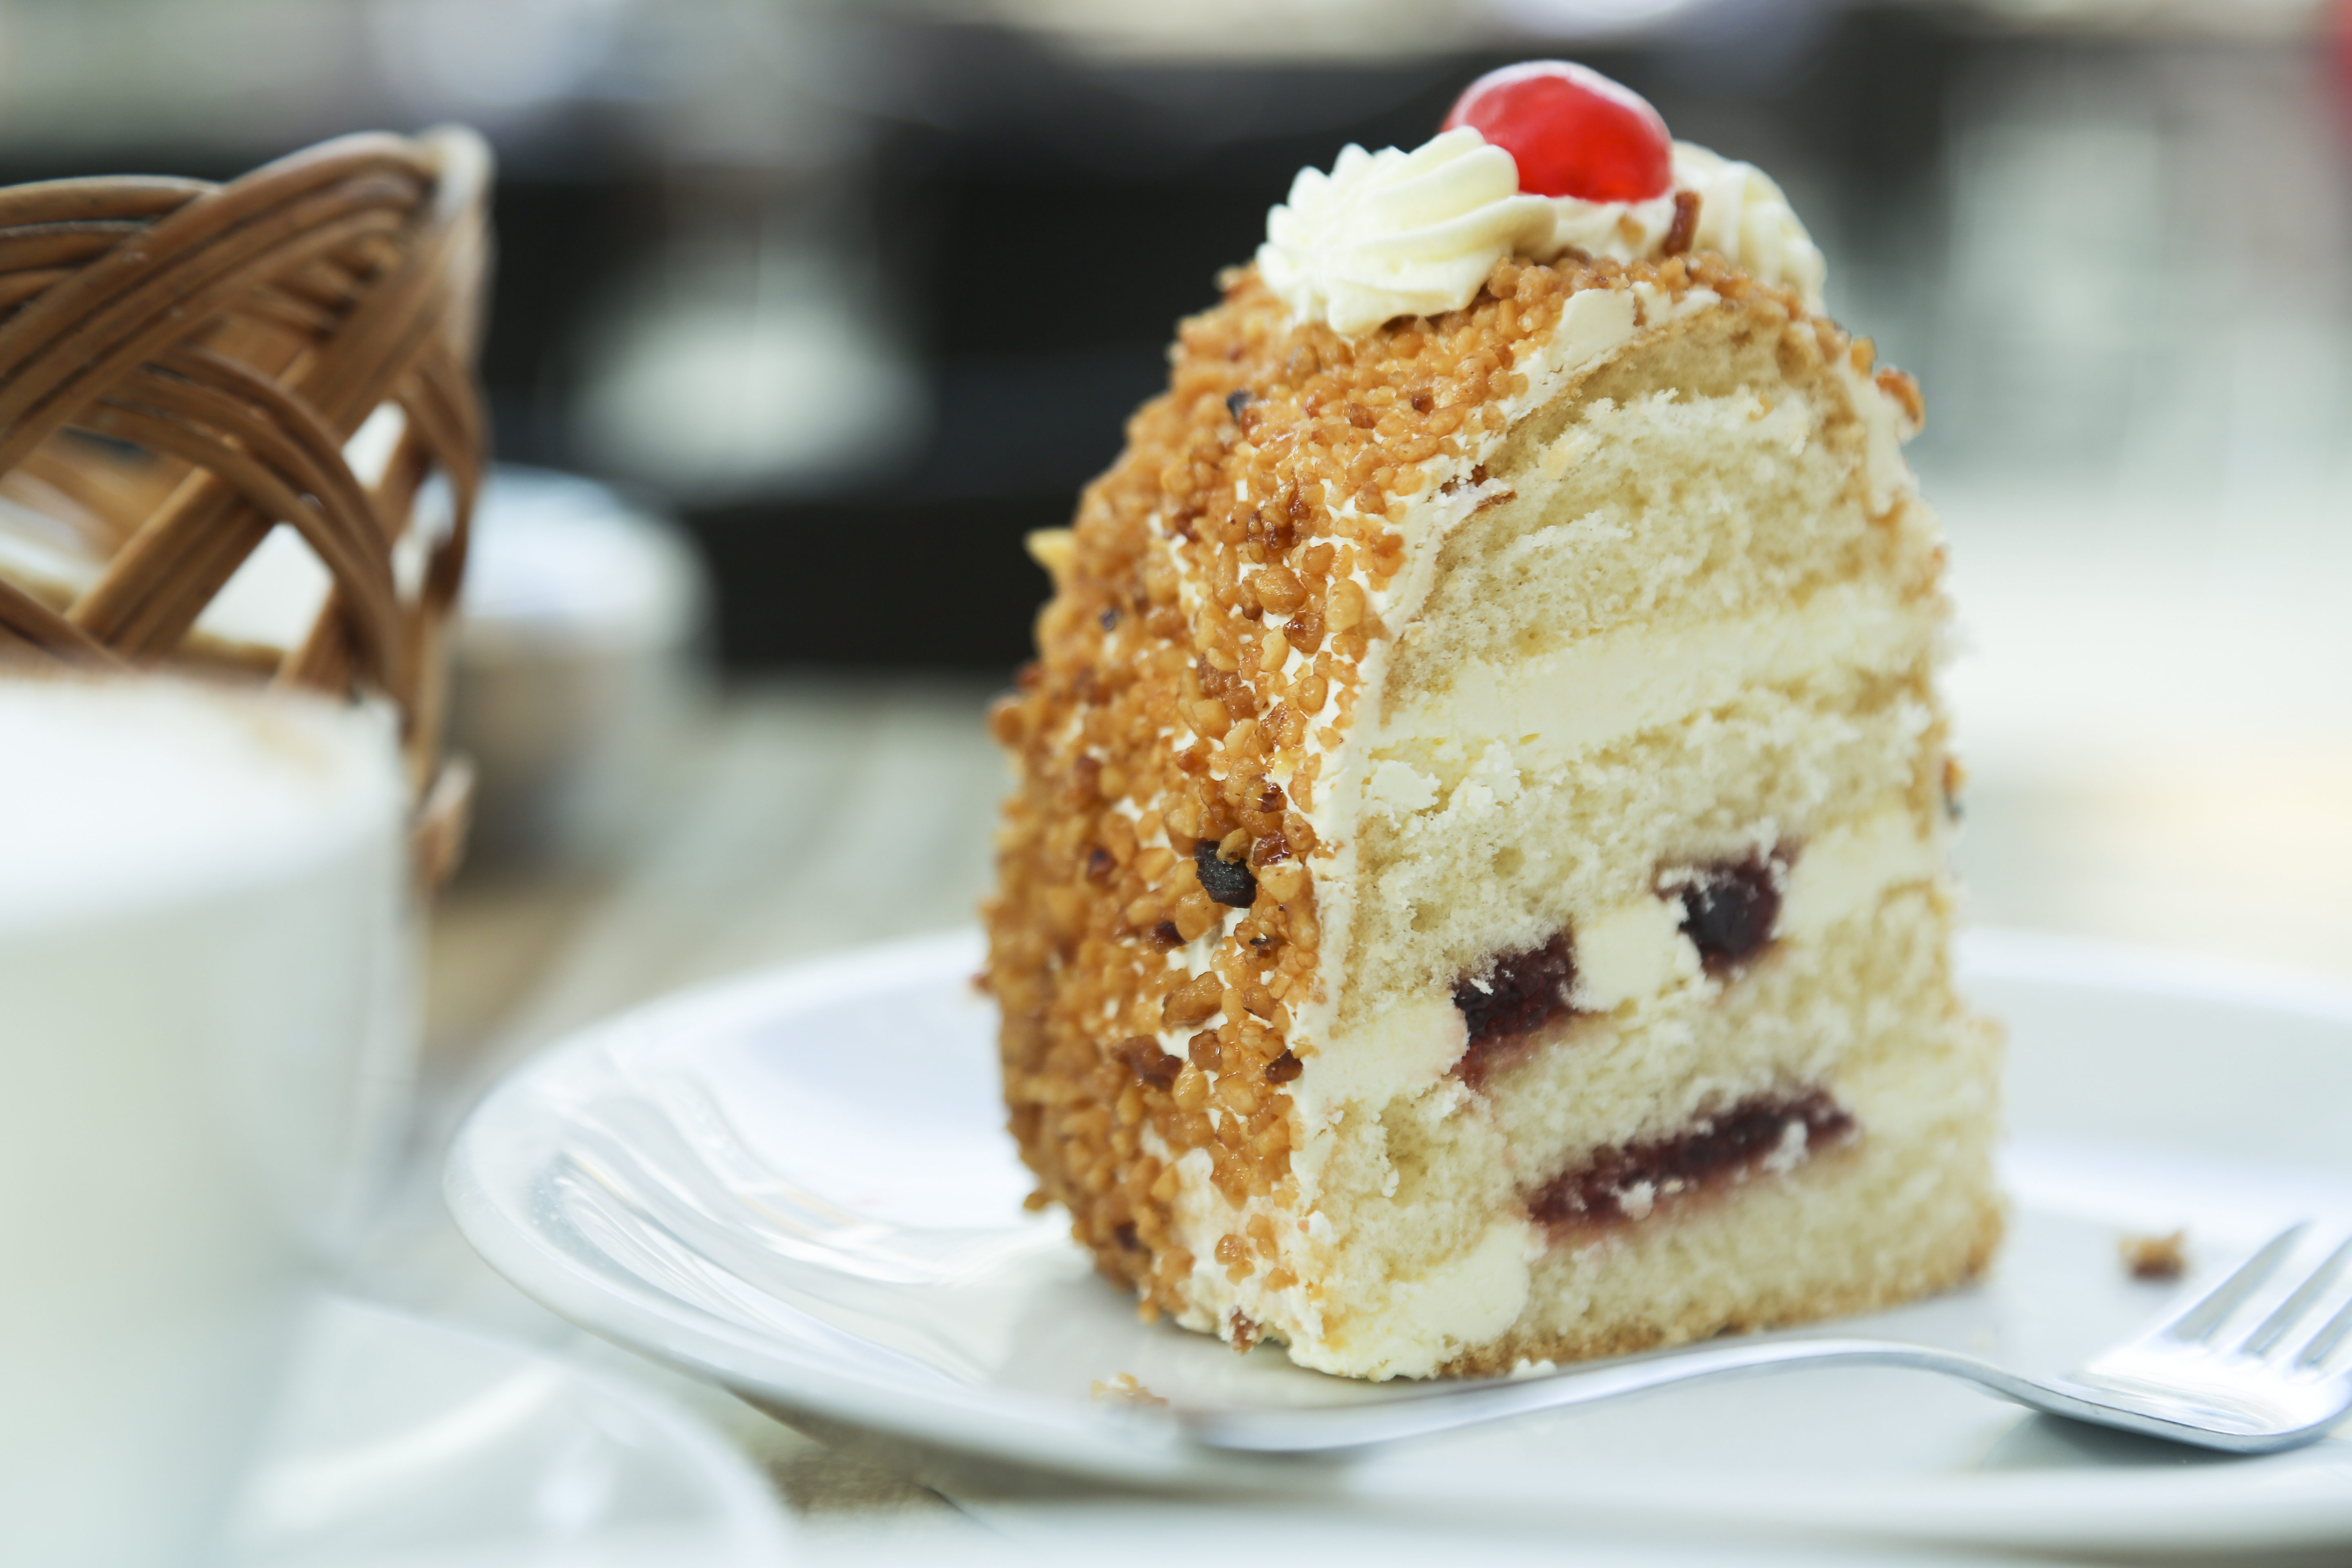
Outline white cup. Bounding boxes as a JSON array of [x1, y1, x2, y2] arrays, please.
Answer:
[[0, 673, 414, 1568]]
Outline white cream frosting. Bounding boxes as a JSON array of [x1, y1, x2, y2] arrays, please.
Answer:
[[1260, 130, 1827, 334], [1662, 143, 1825, 311], [1256, 128, 1556, 337], [1545, 187, 1677, 264], [1374, 579, 1929, 769], [1311, 1216, 1536, 1380]]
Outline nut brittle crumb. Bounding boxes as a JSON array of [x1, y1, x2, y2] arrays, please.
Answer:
[[1088, 1372, 1168, 1406], [2120, 1230, 2187, 1282]]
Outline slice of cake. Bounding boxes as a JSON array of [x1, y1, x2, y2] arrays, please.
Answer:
[[984, 61, 2001, 1381]]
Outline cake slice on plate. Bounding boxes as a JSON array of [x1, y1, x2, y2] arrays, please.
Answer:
[[984, 61, 2001, 1380]]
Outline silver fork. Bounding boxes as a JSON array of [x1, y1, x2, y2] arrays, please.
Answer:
[[1178, 1223, 2352, 1456]]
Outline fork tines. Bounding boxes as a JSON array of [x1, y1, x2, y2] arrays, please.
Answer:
[[2160, 1222, 2352, 1373]]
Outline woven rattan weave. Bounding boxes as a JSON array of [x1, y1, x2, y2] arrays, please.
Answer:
[[0, 127, 491, 880]]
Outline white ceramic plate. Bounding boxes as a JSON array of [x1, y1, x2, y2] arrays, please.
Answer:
[[229, 1295, 796, 1568], [446, 929, 2352, 1555]]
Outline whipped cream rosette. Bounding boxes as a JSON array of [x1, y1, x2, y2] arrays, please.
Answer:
[[1256, 129, 1556, 337]]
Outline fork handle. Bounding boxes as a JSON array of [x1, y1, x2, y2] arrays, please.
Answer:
[[1175, 1338, 2028, 1453]]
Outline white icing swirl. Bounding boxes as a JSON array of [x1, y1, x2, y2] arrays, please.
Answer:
[[1538, 145, 1824, 311], [1256, 128, 1556, 337], [1261, 130, 1829, 332], [1662, 143, 1825, 311], [1545, 187, 1678, 265]]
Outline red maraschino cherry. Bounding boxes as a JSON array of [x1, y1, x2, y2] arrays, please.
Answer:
[[1442, 61, 1673, 203]]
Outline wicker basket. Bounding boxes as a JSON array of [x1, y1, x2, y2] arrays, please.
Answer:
[[0, 127, 492, 883]]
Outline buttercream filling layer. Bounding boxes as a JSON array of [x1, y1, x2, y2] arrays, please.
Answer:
[[1374, 581, 1930, 770]]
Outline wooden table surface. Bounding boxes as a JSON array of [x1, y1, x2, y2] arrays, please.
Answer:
[[364, 673, 2352, 1552]]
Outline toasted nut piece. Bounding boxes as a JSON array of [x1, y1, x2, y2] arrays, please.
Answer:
[[1258, 862, 1307, 903], [1252, 565, 1306, 616], [1024, 528, 1075, 583], [1163, 971, 1224, 1026]]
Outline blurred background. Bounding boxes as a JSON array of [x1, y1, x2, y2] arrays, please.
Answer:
[[6, 0, 2351, 1546]]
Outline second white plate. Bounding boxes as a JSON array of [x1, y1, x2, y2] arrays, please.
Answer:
[[228, 1296, 794, 1568], [446, 929, 2352, 1554]]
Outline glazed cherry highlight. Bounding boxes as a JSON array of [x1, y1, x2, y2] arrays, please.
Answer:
[[1442, 60, 1673, 203]]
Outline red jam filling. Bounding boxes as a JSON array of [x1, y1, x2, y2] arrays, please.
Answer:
[[1673, 853, 1785, 973], [1528, 1089, 1855, 1237], [1452, 932, 1578, 1087]]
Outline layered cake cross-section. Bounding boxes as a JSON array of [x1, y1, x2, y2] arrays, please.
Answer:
[[984, 61, 2002, 1380]]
